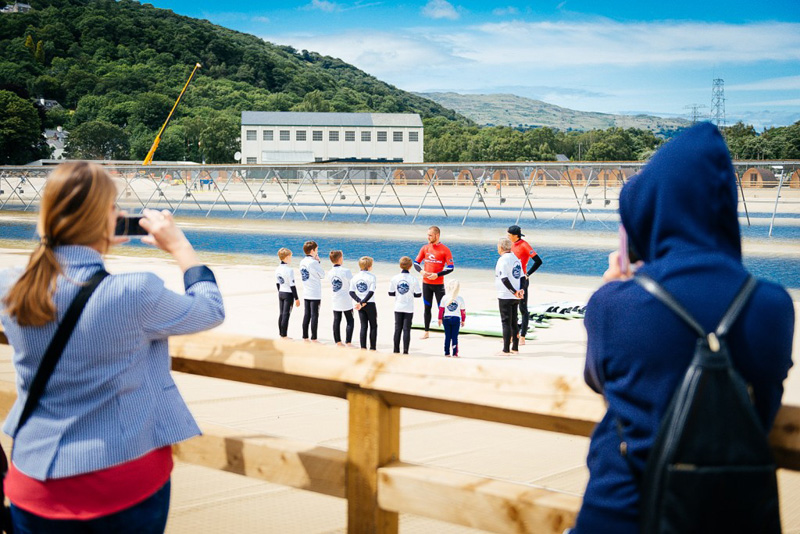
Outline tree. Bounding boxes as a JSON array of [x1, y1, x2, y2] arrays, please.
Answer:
[[64, 120, 129, 159], [197, 115, 238, 163], [0, 90, 50, 164], [34, 40, 45, 64]]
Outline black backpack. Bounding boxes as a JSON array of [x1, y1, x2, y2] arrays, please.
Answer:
[[630, 273, 781, 534]]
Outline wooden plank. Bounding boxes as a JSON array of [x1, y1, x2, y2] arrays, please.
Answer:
[[771, 404, 800, 471], [168, 331, 606, 435], [173, 423, 347, 498], [347, 389, 400, 534], [3, 326, 800, 470], [378, 461, 580, 534], [0, 380, 16, 416]]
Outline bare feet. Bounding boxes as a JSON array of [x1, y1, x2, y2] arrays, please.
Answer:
[[336, 342, 345, 347], [519, 336, 526, 346], [421, 331, 430, 339], [346, 343, 356, 348], [510, 350, 519, 354], [497, 351, 511, 356]]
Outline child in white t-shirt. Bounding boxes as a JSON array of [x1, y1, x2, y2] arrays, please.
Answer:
[[275, 247, 300, 338], [388, 256, 422, 354], [326, 250, 354, 347], [350, 256, 378, 350], [438, 279, 465, 357]]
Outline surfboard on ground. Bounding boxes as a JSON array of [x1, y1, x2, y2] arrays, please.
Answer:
[[410, 313, 537, 340], [528, 302, 586, 319]]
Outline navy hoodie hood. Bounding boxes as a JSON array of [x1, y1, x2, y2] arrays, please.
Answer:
[[619, 122, 741, 264]]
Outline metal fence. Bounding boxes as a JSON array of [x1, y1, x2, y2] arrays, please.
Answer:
[[1, 162, 798, 232]]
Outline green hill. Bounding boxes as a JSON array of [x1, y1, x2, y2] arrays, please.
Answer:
[[417, 92, 689, 134], [0, 0, 466, 163]]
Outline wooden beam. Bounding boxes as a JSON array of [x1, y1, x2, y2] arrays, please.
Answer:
[[173, 423, 347, 498], [2, 327, 800, 470], [167, 331, 606, 435], [378, 461, 580, 534], [347, 389, 400, 534], [770, 404, 800, 471]]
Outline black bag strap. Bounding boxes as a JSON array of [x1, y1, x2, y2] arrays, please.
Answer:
[[635, 272, 757, 344], [15, 269, 109, 433]]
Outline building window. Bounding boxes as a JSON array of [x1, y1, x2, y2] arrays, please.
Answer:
[[345, 131, 355, 142], [312, 130, 323, 141], [280, 130, 290, 141], [246, 157, 257, 164], [409, 131, 419, 142], [315, 157, 323, 162], [263, 130, 273, 141], [393, 131, 403, 142], [329, 131, 340, 142], [246, 130, 257, 141], [296, 130, 307, 141], [361, 131, 371, 142], [377, 131, 387, 142]]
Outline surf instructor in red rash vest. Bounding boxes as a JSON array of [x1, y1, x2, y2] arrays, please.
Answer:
[[413, 226, 454, 339]]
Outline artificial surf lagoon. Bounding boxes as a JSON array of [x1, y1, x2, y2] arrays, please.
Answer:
[[2, 162, 800, 288], [1, 162, 799, 234]]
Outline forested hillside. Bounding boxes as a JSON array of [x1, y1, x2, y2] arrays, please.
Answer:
[[0, 0, 464, 163], [0, 0, 797, 165]]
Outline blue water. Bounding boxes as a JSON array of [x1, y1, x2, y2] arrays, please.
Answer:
[[2, 219, 799, 288]]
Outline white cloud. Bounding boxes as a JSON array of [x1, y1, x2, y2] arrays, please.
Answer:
[[422, 0, 459, 20], [728, 76, 800, 92], [440, 20, 800, 67], [306, 0, 339, 13], [492, 6, 519, 16], [261, 19, 800, 119]]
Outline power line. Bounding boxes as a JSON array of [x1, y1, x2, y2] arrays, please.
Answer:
[[711, 78, 726, 130], [684, 104, 708, 125]]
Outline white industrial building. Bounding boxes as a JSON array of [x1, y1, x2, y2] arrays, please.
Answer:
[[240, 111, 424, 164]]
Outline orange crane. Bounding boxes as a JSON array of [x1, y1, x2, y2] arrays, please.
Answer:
[[143, 63, 201, 165]]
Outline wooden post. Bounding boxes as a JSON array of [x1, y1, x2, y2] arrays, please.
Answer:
[[347, 389, 400, 534]]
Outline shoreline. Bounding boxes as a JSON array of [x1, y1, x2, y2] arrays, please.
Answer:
[[3, 209, 800, 257]]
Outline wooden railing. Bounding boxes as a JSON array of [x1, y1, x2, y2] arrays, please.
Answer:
[[1, 327, 799, 533]]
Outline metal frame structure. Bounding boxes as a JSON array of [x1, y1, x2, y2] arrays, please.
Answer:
[[1, 161, 798, 234]]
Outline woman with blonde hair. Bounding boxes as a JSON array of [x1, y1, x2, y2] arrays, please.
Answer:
[[0, 161, 225, 533], [437, 279, 466, 357]]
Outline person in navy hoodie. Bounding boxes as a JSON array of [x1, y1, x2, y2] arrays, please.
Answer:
[[572, 123, 794, 533]]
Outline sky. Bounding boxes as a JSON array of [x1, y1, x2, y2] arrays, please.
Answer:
[[145, 0, 800, 129]]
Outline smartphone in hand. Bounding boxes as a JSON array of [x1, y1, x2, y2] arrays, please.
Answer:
[[618, 225, 631, 275], [115, 215, 148, 238]]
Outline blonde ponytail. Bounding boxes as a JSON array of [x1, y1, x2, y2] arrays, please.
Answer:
[[444, 279, 460, 307], [3, 162, 117, 326]]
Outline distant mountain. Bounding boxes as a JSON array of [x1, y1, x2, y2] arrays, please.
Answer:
[[417, 92, 690, 134]]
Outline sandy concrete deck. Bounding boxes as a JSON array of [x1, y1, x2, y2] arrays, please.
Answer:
[[0, 240, 799, 532]]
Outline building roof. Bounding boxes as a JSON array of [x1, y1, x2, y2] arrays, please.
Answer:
[[241, 111, 423, 128]]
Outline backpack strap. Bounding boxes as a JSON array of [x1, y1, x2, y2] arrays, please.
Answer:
[[715, 276, 758, 337], [15, 269, 109, 433]]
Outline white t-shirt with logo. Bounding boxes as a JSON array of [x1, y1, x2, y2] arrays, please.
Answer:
[[350, 270, 377, 304], [299, 255, 325, 300], [275, 263, 295, 294], [326, 265, 354, 312], [441, 296, 466, 318], [389, 271, 422, 313], [495, 252, 522, 299]]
